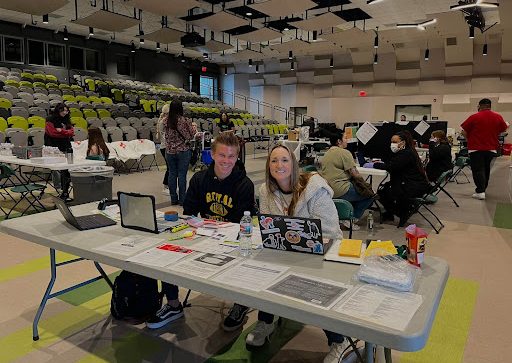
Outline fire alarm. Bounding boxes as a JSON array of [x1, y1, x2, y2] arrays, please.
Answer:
[[359, 90, 367, 97], [201, 66, 207, 72]]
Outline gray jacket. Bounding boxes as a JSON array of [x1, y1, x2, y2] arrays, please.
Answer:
[[258, 174, 343, 240]]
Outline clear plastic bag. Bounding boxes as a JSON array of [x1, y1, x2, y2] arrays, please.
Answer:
[[355, 255, 421, 292]]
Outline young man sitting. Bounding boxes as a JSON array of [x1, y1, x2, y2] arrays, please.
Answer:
[[146, 132, 257, 330]]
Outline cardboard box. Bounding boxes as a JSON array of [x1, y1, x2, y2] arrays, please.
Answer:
[[288, 129, 299, 141]]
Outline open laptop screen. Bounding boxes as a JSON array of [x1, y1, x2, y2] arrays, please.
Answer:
[[118, 192, 158, 233]]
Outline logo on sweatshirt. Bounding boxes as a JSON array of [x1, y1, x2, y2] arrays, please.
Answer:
[[206, 192, 233, 218]]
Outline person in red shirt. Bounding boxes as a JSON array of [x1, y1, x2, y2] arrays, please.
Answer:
[[461, 98, 508, 200]]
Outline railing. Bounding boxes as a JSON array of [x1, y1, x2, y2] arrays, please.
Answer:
[[199, 82, 320, 127]]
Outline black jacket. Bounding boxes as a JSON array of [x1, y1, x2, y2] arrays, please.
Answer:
[[183, 161, 257, 222], [386, 148, 430, 197], [426, 142, 453, 182]]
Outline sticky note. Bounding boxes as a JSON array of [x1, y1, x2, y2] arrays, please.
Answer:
[[338, 239, 363, 258]]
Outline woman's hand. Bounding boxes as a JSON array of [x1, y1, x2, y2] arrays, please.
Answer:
[[56, 128, 62, 132]]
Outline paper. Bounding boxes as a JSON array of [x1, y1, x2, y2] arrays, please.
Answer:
[[94, 235, 163, 256], [414, 120, 430, 136], [211, 260, 289, 291], [126, 243, 193, 267], [396, 121, 409, 125], [356, 122, 378, 145], [265, 273, 352, 309], [169, 253, 239, 279], [334, 285, 423, 331], [196, 227, 215, 236], [99, 205, 120, 221], [344, 126, 359, 143], [190, 239, 238, 255]]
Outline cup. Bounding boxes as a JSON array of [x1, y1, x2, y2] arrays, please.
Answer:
[[164, 210, 178, 221]]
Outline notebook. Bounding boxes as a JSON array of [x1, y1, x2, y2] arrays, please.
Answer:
[[258, 214, 327, 255], [53, 196, 116, 231], [118, 192, 175, 234]]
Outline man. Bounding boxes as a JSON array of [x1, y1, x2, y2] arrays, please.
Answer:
[[461, 98, 508, 200], [146, 132, 257, 330]]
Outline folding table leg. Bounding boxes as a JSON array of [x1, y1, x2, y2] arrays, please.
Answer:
[[182, 289, 193, 308], [385, 347, 393, 363], [365, 342, 375, 362], [33, 248, 57, 341]]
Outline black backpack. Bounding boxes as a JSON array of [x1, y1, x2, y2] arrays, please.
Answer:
[[110, 271, 162, 320]]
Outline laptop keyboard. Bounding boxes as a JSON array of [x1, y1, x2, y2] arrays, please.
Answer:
[[76, 215, 113, 229]]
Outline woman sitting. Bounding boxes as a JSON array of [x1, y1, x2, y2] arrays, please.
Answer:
[[251, 145, 356, 363], [86, 127, 109, 161], [378, 131, 430, 226], [425, 130, 452, 182], [320, 132, 374, 229]]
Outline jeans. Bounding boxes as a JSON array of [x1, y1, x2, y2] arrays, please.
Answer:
[[469, 151, 495, 193], [166, 150, 191, 203], [160, 148, 169, 186], [161, 283, 179, 301], [340, 183, 374, 219], [258, 311, 344, 345]]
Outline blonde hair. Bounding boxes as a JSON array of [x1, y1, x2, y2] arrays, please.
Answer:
[[265, 144, 313, 215], [161, 103, 170, 115], [212, 131, 240, 153]]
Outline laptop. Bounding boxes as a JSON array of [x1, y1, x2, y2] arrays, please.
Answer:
[[53, 196, 116, 230], [258, 214, 327, 255], [118, 191, 174, 234]]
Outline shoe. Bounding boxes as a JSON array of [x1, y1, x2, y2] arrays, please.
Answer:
[[472, 192, 485, 200], [162, 187, 170, 195], [324, 340, 364, 363], [246, 320, 275, 347], [146, 303, 184, 329], [222, 304, 249, 331], [341, 220, 360, 231]]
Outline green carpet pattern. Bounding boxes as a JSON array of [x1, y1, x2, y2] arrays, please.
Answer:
[[399, 277, 479, 363], [493, 203, 512, 229]]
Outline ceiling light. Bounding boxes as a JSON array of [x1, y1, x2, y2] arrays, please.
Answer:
[[42, 14, 49, 24], [180, 51, 186, 63], [249, 58, 253, 67], [256, 64, 259, 73], [424, 48, 430, 61], [483, 43, 488, 55], [63, 26, 68, 41], [312, 30, 317, 41], [225, 67, 228, 75], [469, 26, 475, 38], [283, 27, 289, 31], [203, 52, 208, 58], [373, 53, 378, 65], [140, 38, 145, 44], [139, 29, 144, 44], [288, 50, 293, 60], [89, 27, 94, 36], [246, 12, 253, 16], [156, 42, 161, 50], [290, 62, 295, 71], [450, 1, 499, 11], [131, 42, 136, 53], [374, 34, 378, 48], [330, 57, 334, 68], [397, 18, 437, 30]]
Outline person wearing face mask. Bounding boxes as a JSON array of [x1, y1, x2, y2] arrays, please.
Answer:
[[425, 130, 453, 182], [378, 131, 430, 226], [252, 145, 358, 363], [320, 131, 374, 230]]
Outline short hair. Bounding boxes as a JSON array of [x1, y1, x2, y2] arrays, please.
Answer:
[[212, 131, 240, 153], [161, 103, 170, 114], [329, 131, 343, 146], [479, 98, 491, 107]]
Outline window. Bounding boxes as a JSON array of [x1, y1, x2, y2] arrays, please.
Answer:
[[3, 37, 23, 63], [69, 47, 84, 69], [116, 54, 131, 76], [47, 43, 65, 67], [28, 40, 45, 65], [85, 49, 100, 71]]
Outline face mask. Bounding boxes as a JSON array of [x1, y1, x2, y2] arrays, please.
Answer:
[[390, 143, 400, 153], [430, 137, 438, 143]]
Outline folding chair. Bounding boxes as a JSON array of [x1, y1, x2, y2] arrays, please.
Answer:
[[450, 156, 471, 184], [333, 199, 354, 238], [432, 170, 459, 207]]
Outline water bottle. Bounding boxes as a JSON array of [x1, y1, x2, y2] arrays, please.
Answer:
[[239, 211, 252, 257], [66, 147, 74, 164], [367, 211, 374, 237]]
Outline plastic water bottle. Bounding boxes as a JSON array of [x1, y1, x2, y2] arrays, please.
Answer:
[[239, 211, 252, 257], [367, 211, 374, 237], [66, 147, 74, 164]]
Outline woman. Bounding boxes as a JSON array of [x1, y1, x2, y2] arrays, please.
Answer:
[[250, 145, 354, 363], [164, 101, 195, 205], [45, 103, 74, 200], [156, 103, 170, 195], [86, 127, 109, 161], [378, 131, 430, 226], [218, 112, 234, 133], [320, 131, 374, 230], [425, 130, 452, 182]]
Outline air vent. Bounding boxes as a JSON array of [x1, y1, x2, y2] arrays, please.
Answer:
[[49, 14, 64, 19], [349, 47, 359, 52], [446, 37, 457, 46], [394, 42, 405, 48]]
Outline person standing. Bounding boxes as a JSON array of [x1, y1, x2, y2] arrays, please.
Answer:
[[156, 103, 170, 195], [146, 132, 257, 330], [44, 103, 74, 200], [164, 101, 195, 205], [461, 98, 508, 200]]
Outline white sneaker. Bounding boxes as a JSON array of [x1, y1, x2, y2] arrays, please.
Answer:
[[471, 192, 485, 200], [324, 341, 364, 363], [341, 220, 360, 231], [162, 187, 170, 195], [245, 320, 275, 347]]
